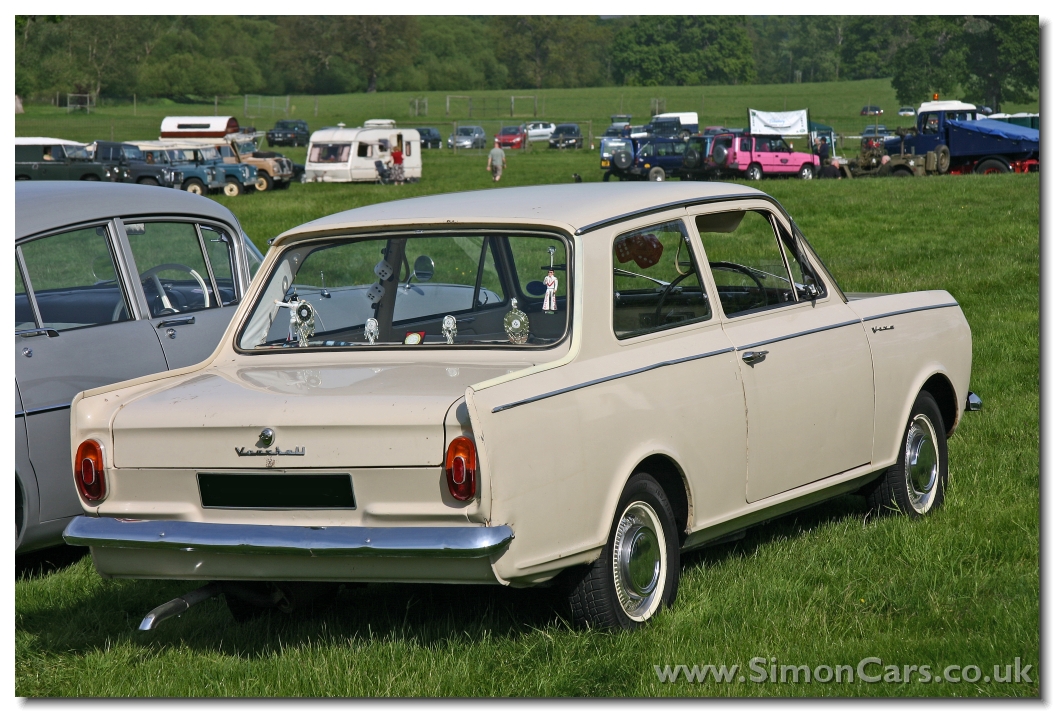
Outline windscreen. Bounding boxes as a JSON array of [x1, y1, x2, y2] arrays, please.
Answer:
[[238, 233, 570, 350]]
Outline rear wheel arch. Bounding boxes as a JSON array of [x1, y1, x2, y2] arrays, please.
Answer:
[[632, 454, 691, 546]]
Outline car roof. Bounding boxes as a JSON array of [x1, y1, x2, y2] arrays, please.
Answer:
[[16, 182, 241, 240], [275, 182, 768, 245]]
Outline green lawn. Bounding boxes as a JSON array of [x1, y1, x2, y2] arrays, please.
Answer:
[[15, 163, 1038, 697]]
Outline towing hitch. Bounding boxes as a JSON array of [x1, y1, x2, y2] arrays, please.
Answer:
[[138, 583, 222, 631]]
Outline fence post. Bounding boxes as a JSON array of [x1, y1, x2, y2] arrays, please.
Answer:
[[314, 96, 319, 117], [133, 94, 136, 117], [110, 119, 114, 142], [214, 96, 218, 115]]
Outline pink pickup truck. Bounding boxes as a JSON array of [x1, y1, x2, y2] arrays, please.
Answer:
[[706, 133, 820, 180]]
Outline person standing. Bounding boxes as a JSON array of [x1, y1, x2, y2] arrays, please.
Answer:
[[817, 137, 830, 163], [487, 139, 506, 182], [390, 144, 405, 184]]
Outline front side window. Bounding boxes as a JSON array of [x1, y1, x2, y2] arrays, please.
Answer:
[[125, 222, 216, 317], [15, 261, 33, 330], [922, 114, 939, 134], [19, 226, 131, 331], [238, 233, 569, 350], [200, 225, 239, 306], [696, 210, 796, 318], [612, 220, 710, 339]]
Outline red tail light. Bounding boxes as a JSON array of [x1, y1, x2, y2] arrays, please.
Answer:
[[75, 439, 107, 502], [445, 436, 477, 501]]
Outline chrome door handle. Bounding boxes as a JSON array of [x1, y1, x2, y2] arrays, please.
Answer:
[[157, 316, 196, 328], [16, 328, 59, 338], [741, 350, 768, 366]]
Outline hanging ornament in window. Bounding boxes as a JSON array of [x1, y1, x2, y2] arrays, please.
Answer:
[[504, 298, 530, 344]]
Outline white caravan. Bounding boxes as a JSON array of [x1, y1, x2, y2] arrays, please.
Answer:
[[304, 125, 421, 183]]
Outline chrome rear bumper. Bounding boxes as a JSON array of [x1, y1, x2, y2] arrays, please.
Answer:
[[64, 516, 513, 559]]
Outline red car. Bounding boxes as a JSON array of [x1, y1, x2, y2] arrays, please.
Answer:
[[496, 125, 526, 149]]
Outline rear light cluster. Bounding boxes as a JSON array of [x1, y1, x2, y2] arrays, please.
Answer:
[[444, 436, 477, 501], [75, 439, 107, 502]]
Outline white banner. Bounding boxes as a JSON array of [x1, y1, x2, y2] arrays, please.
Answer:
[[749, 109, 809, 136]]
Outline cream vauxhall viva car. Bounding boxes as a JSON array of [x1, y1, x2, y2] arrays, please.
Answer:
[[64, 183, 980, 631]]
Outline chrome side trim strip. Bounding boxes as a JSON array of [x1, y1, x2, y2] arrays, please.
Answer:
[[574, 193, 789, 236], [16, 402, 72, 418], [736, 319, 861, 352], [491, 346, 735, 413], [861, 302, 959, 322], [63, 516, 514, 559]]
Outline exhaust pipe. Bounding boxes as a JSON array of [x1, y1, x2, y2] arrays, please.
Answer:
[[138, 583, 222, 631]]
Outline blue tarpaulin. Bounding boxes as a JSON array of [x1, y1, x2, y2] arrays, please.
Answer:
[[947, 119, 1039, 142]]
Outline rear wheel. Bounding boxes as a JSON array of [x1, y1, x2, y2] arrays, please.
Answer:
[[254, 173, 274, 192], [183, 178, 205, 195], [566, 473, 680, 630], [745, 163, 762, 181], [81, 174, 100, 181], [223, 180, 243, 197], [138, 177, 159, 186], [975, 159, 1009, 175], [648, 166, 666, 182], [864, 391, 948, 518]]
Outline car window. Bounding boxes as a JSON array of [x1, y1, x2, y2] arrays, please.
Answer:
[[125, 222, 216, 318], [770, 139, 790, 152], [697, 211, 796, 318], [217, 145, 234, 158], [739, 138, 751, 152], [612, 220, 710, 339], [15, 261, 34, 330], [200, 225, 239, 306], [19, 226, 132, 331], [922, 115, 939, 134], [238, 234, 568, 349], [639, 143, 654, 158]]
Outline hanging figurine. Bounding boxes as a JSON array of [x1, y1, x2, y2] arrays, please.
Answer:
[[543, 270, 558, 314], [364, 317, 379, 345], [441, 315, 457, 344], [504, 298, 530, 344]]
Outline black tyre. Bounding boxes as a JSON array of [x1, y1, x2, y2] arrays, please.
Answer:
[[567, 472, 680, 630], [892, 167, 914, 178], [81, 174, 100, 181], [613, 150, 632, 170], [138, 177, 160, 186], [183, 178, 205, 195], [745, 163, 762, 181], [224, 180, 243, 197], [648, 166, 666, 182], [935, 144, 951, 174], [798, 163, 815, 180], [16, 175, 30, 181], [683, 148, 701, 169], [254, 173, 274, 192], [975, 159, 1009, 175], [864, 391, 948, 518], [711, 144, 729, 166]]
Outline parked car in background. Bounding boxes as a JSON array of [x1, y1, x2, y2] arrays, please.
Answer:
[[496, 125, 527, 149], [678, 134, 714, 181], [861, 106, 884, 116], [448, 126, 487, 149], [15, 181, 264, 554], [15, 138, 123, 182], [898, 106, 917, 117], [621, 125, 651, 139], [549, 124, 584, 149], [266, 119, 310, 147], [861, 125, 892, 138], [64, 182, 978, 633], [131, 142, 231, 195], [89, 141, 179, 189], [167, 143, 257, 196], [706, 133, 820, 180], [417, 127, 442, 149], [647, 112, 699, 138], [604, 136, 686, 181], [525, 122, 556, 142]]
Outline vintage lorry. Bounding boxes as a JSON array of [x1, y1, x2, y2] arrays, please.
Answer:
[[160, 116, 296, 191], [882, 100, 1039, 175]]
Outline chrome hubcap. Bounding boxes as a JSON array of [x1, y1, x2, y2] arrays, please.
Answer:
[[905, 413, 940, 513], [612, 501, 666, 621]]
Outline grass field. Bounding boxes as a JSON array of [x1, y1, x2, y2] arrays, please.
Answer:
[[16, 78, 1040, 148], [15, 158, 1038, 696]]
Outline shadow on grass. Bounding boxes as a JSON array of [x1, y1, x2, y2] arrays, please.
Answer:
[[17, 495, 870, 659], [16, 544, 89, 580]]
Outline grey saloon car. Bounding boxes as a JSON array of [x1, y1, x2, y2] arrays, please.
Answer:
[[15, 182, 264, 553]]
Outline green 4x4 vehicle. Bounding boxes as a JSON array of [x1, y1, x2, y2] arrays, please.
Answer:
[[15, 137, 125, 183]]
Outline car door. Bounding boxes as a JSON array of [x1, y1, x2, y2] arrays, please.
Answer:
[[768, 138, 794, 174], [690, 202, 874, 502], [40, 145, 70, 180], [119, 218, 242, 369], [16, 222, 169, 522]]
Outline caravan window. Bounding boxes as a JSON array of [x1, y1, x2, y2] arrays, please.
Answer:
[[356, 143, 372, 159], [311, 144, 352, 163]]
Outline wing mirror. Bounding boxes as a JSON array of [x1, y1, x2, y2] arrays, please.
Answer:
[[404, 255, 435, 292]]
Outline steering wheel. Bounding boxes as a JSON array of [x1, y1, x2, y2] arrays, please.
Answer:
[[140, 263, 210, 315], [709, 261, 768, 310], [653, 269, 697, 324]]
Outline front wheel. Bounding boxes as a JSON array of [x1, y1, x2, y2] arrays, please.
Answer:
[[864, 390, 948, 517], [648, 166, 666, 182], [138, 177, 159, 186], [798, 163, 815, 180], [223, 180, 243, 197], [745, 163, 762, 181], [566, 472, 680, 630]]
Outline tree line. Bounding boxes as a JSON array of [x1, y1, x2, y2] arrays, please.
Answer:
[[15, 15, 1038, 110]]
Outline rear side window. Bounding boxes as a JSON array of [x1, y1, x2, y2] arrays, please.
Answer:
[[612, 220, 711, 339], [19, 226, 131, 331]]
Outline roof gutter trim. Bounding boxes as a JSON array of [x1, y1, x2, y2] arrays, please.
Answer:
[[573, 192, 786, 236]]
